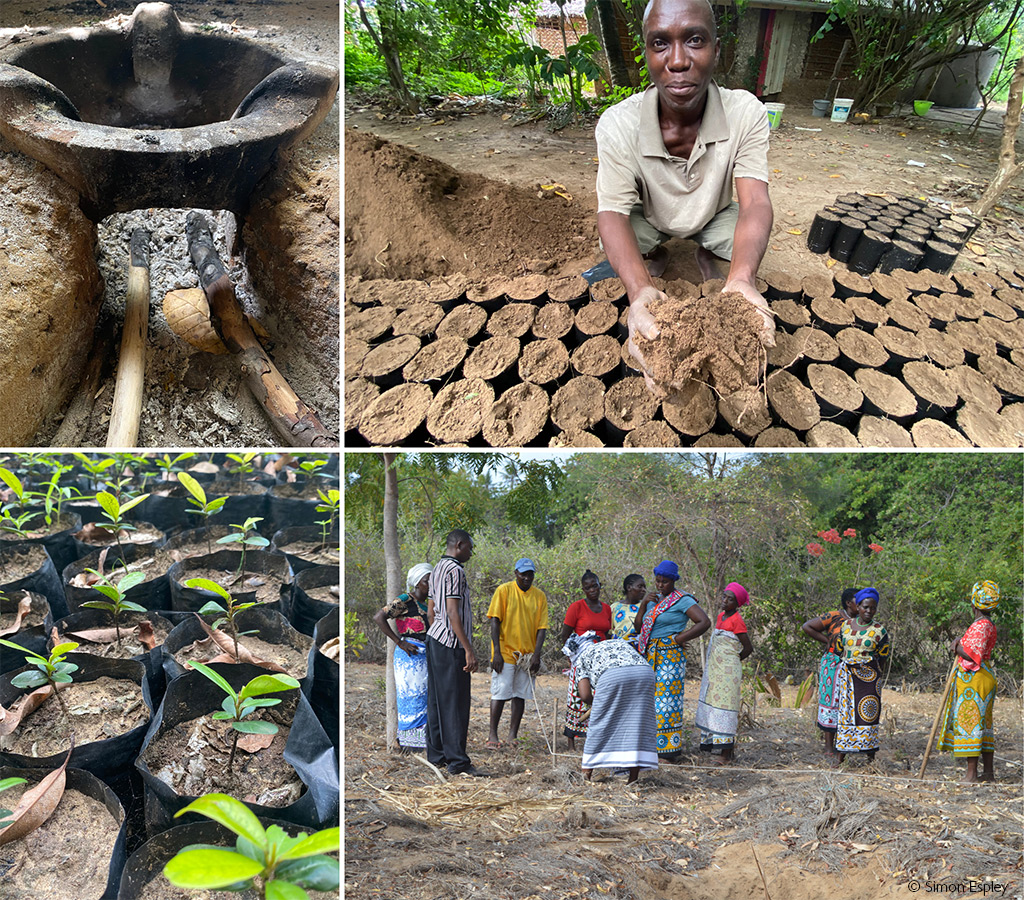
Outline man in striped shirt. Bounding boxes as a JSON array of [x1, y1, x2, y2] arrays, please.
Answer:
[[425, 528, 484, 776]]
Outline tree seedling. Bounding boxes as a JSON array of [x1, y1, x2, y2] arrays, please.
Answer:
[[314, 489, 339, 553], [80, 569, 148, 649], [225, 452, 259, 489], [185, 578, 256, 663], [0, 465, 30, 518], [297, 457, 327, 479], [94, 489, 150, 569], [72, 453, 116, 493], [217, 517, 269, 578], [153, 452, 195, 482], [163, 793, 339, 899], [0, 638, 79, 721], [177, 472, 227, 554], [186, 662, 299, 774], [0, 777, 28, 830]]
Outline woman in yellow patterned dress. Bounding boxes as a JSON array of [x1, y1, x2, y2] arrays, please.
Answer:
[[835, 587, 890, 763], [937, 580, 999, 783]]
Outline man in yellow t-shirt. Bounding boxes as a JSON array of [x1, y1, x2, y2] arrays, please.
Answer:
[[486, 558, 548, 748]]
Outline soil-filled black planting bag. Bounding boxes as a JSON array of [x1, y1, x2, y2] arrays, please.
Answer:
[[167, 548, 291, 614], [117, 815, 325, 900], [0, 543, 68, 619], [267, 482, 332, 533], [71, 521, 168, 564], [205, 480, 271, 531], [63, 542, 172, 615], [308, 608, 339, 754], [160, 606, 312, 685], [134, 483, 195, 535], [55, 608, 174, 710], [0, 590, 51, 675], [0, 510, 85, 575], [1, 765, 128, 900], [271, 525, 340, 574], [135, 662, 339, 835], [0, 654, 153, 784], [289, 565, 339, 637]]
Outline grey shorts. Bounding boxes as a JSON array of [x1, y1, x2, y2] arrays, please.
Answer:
[[491, 663, 535, 700], [627, 201, 739, 259]]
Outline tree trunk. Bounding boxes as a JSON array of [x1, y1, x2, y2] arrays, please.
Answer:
[[593, 0, 632, 87], [355, 0, 421, 115], [972, 51, 1024, 219], [383, 452, 403, 751]]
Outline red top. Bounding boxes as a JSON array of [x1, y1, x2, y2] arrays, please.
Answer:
[[959, 617, 996, 672], [564, 598, 612, 640], [715, 610, 748, 634]]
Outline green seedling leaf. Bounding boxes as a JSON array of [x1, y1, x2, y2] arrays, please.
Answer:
[[276, 855, 340, 891], [163, 848, 263, 889], [118, 571, 148, 592], [177, 472, 207, 504], [0, 778, 27, 792], [11, 671, 48, 689], [85, 586, 121, 603], [50, 642, 79, 657], [239, 674, 300, 701], [266, 878, 309, 900], [174, 793, 267, 847], [198, 601, 227, 616], [0, 639, 46, 664], [239, 698, 280, 710], [95, 491, 120, 520], [277, 828, 341, 862], [118, 494, 149, 515], [187, 661, 236, 699], [235, 835, 265, 864], [231, 720, 278, 735], [51, 672, 74, 684], [122, 600, 148, 613], [0, 467, 23, 499], [186, 579, 232, 603]]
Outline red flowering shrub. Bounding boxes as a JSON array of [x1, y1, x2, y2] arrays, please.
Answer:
[[807, 543, 825, 557], [869, 543, 883, 553], [843, 528, 857, 538]]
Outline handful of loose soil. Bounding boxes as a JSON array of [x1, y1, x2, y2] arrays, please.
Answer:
[[633, 290, 767, 397]]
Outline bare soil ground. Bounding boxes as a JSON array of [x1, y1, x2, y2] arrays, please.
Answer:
[[345, 99, 1024, 288], [345, 662, 1023, 900]]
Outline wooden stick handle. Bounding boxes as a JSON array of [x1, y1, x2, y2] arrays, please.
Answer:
[[186, 213, 336, 447], [918, 661, 959, 779], [106, 229, 150, 448]]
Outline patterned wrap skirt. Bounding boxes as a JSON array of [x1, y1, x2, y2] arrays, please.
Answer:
[[834, 660, 882, 753], [816, 650, 842, 732], [394, 638, 428, 748], [694, 629, 743, 752], [936, 661, 996, 757], [581, 664, 659, 772], [564, 662, 589, 739], [646, 637, 687, 755]]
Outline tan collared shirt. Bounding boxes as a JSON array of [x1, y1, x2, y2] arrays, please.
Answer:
[[595, 83, 770, 239]]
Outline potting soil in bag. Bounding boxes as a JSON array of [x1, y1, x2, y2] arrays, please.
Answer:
[[136, 661, 339, 835], [167, 548, 291, 614], [0, 544, 68, 619], [63, 542, 172, 614], [0, 765, 128, 900], [0, 654, 153, 786], [270, 525, 340, 574], [1, 510, 86, 575], [161, 607, 312, 684]]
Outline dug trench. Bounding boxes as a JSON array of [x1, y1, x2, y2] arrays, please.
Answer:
[[0, 0, 340, 447], [345, 104, 1024, 448], [345, 663, 1024, 900]]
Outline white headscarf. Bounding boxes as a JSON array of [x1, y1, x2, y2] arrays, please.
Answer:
[[562, 630, 599, 665], [406, 563, 433, 595]]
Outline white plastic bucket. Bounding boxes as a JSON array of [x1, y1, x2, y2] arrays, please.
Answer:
[[764, 102, 785, 129], [831, 98, 853, 123]]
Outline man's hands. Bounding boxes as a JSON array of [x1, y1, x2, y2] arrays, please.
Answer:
[[464, 647, 479, 673], [723, 276, 776, 347], [626, 285, 668, 392], [491, 649, 504, 674], [529, 652, 542, 676]]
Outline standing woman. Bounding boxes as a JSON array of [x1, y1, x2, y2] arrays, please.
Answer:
[[373, 563, 433, 750], [634, 560, 711, 759], [694, 582, 753, 763], [559, 570, 612, 750], [834, 587, 890, 763], [802, 588, 859, 760], [937, 580, 1000, 783], [611, 574, 646, 643]]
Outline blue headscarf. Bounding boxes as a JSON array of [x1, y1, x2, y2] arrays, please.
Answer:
[[855, 587, 879, 606], [653, 560, 679, 580]]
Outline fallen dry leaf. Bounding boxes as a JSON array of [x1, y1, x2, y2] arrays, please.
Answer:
[[191, 616, 287, 673], [237, 732, 276, 753], [0, 685, 55, 736], [786, 228, 803, 235], [0, 595, 33, 637], [136, 620, 158, 651], [0, 744, 72, 845], [65, 627, 121, 644], [163, 289, 229, 354], [320, 637, 340, 661]]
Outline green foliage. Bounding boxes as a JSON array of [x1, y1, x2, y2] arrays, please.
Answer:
[[81, 569, 148, 647], [95, 489, 151, 568], [153, 453, 196, 480], [315, 489, 340, 552], [164, 793, 339, 898], [217, 518, 270, 576], [0, 465, 27, 514], [344, 611, 368, 659], [0, 776, 27, 828], [186, 663, 300, 773], [0, 638, 79, 721], [186, 578, 257, 662], [177, 472, 227, 554]]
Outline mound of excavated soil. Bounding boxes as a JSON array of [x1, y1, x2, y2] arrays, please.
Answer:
[[634, 290, 766, 397], [344, 130, 597, 280]]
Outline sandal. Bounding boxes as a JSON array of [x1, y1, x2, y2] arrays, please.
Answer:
[[485, 740, 503, 750]]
